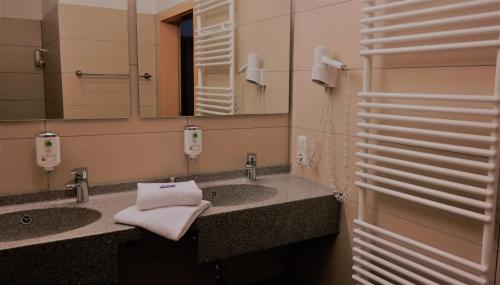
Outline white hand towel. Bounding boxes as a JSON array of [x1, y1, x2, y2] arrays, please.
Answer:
[[136, 180, 203, 211], [113, 200, 211, 241]]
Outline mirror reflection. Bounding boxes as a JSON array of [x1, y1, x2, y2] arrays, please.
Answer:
[[0, 0, 130, 120], [137, 0, 291, 117]]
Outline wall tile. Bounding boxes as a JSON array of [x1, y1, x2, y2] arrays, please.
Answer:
[[62, 105, 130, 120], [0, 17, 42, 47], [138, 44, 157, 75], [41, 6, 59, 46], [45, 116, 186, 136], [61, 74, 131, 106], [236, 0, 290, 27], [238, 71, 289, 114], [0, 73, 45, 101], [58, 3, 128, 42], [0, 121, 45, 140], [42, 40, 61, 74], [137, 13, 156, 45], [188, 126, 289, 174], [188, 113, 289, 130], [0, 101, 46, 121], [0, 138, 48, 195], [0, 45, 43, 73], [59, 39, 129, 73], [291, 70, 361, 135], [294, 0, 349, 13], [139, 76, 158, 106], [48, 131, 187, 190], [236, 15, 291, 72], [139, 106, 158, 118], [293, 0, 362, 71]]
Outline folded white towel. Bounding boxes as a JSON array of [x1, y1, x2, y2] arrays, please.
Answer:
[[113, 201, 211, 241], [136, 181, 203, 211]]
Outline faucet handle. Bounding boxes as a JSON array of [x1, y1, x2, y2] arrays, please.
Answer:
[[246, 153, 257, 164], [70, 167, 88, 180]]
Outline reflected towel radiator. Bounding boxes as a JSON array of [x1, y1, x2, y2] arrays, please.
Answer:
[[354, 1, 500, 284], [194, 0, 235, 115]]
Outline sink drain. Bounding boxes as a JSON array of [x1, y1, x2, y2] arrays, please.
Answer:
[[21, 215, 32, 225], [210, 191, 217, 197]]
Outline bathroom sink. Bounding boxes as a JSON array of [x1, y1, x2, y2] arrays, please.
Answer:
[[202, 184, 278, 207], [0, 207, 101, 242]]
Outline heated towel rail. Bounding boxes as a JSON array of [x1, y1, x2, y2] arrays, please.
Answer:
[[354, 1, 500, 284], [194, 0, 236, 115]]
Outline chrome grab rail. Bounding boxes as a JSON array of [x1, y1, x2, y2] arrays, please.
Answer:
[[75, 70, 152, 79]]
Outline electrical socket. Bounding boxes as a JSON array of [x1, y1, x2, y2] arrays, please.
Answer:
[[295, 136, 309, 167]]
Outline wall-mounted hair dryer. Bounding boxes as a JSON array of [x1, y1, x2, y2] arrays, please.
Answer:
[[239, 53, 265, 87], [312, 46, 347, 88]]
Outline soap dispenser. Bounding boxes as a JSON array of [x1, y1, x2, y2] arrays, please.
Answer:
[[35, 131, 61, 172], [184, 125, 202, 160]]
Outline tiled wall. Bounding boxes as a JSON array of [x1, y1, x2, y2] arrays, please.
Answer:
[[290, 0, 500, 284], [58, 3, 131, 119], [0, 17, 46, 120], [42, 5, 63, 119], [0, 0, 289, 196], [235, 0, 290, 114], [137, 12, 157, 118]]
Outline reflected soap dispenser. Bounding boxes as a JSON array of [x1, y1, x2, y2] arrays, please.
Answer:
[[184, 125, 202, 160], [36, 132, 61, 172]]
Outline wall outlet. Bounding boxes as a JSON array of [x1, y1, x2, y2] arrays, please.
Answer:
[[295, 136, 309, 167]]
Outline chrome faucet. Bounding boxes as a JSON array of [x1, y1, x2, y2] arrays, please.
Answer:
[[245, 153, 257, 181], [66, 167, 89, 203]]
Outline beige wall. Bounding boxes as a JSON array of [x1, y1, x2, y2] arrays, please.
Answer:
[[137, 12, 158, 117], [58, 3, 130, 119], [290, 0, 500, 284], [0, 0, 289, 196], [0, 0, 43, 20], [236, 0, 290, 114], [42, 5, 63, 119], [0, 17, 46, 120]]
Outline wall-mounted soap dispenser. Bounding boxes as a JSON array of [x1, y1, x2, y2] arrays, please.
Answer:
[[36, 132, 61, 172], [184, 125, 202, 160]]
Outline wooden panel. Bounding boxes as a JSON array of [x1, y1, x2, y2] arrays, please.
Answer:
[[157, 0, 193, 22], [158, 22, 180, 117], [156, 1, 194, 117]]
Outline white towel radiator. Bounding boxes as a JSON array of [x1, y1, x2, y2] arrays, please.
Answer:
[[354, 1, 500, 284], [194, 0, 236, 115]]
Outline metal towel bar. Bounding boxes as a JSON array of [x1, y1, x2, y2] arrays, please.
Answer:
[[75, 70, 152, 79]]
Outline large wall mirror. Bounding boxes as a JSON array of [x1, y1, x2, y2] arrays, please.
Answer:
[[0, 0, 130, 120], [137, 0, 291, 117]]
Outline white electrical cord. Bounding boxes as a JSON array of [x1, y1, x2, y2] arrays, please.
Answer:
[[307, 70, 353, 203], [324, 90, 337, 192], [308, 91, 330, 165], [260, 86, 265, 113], [335, 70, 352, 202]]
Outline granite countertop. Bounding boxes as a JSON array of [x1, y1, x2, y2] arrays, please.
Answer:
[[0, 173, 336, 252]]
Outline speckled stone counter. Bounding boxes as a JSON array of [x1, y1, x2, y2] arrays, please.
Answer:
[[194, 175, 340, 262], [0, 173, 341, 284]]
